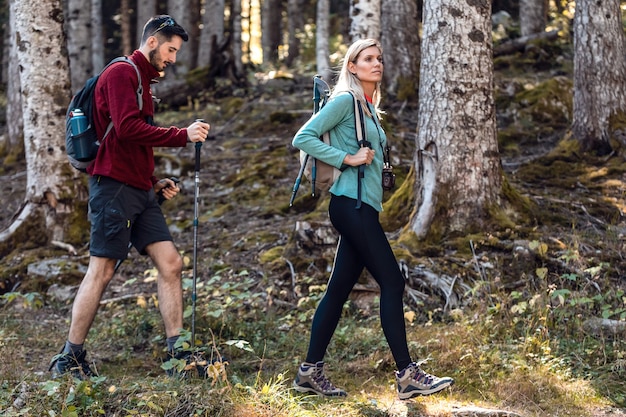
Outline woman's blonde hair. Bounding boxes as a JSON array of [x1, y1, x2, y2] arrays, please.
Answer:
[[331, 38, 383, 118]]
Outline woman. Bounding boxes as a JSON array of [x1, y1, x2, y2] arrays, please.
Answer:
[[291, 39, 454, 400]]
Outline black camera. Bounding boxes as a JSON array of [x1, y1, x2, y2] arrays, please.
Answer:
[[382, 166, 395, 190]]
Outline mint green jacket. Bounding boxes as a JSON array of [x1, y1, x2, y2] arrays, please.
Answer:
[[292, 92, 387, 212]]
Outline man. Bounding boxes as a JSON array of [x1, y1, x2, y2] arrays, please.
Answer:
[[49, 15, 210, 378]]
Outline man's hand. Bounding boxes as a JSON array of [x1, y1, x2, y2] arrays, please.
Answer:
[[154, 177, 180, 203], [187, 120, 210, 143]]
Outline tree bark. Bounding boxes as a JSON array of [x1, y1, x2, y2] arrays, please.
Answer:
[[136, 0, 157, 46], [3, 0, 80, 248], [316, 0, 332, 83], [66, 0, 93, 91], [410, 0, 501, 237], [91, 0, 105, 71], [198, 0, 225, 69], [519, 0, 547, 37], [285, 0, 304, 67], [572, 0, 626, 154], [120, 0, 133, 56], [349, 0, 381, 42], [168, 0, 198, 74], [232, 0, 244, 78], [261, 0, 282, 65], [6, 0, 23, 147], [380, 0, 420, 97]]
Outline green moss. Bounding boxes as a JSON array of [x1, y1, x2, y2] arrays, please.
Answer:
[[516, 76, 572, 126], [0, 139, 25, 175], [380, 165, 415, 232], [258, 246, 284, 265]]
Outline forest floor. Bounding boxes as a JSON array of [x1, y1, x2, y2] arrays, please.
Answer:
[[1, 61, 626, 416]]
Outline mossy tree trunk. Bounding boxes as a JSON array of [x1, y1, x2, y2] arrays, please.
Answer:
[[572, 0, 626, 155], [380, 0, 421, 98], [0, 0, 85, 253], [410, 0, 502, 238]]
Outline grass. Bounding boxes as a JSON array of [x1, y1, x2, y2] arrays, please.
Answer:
[[1, 263, 624, 416]]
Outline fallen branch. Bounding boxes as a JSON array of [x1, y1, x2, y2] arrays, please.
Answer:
[[494, 29, 559, 57], [51, 240, 78, 255]]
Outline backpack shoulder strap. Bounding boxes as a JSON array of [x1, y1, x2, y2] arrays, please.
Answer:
[[350, 92, 368, 209], [350, 92, 367, 148], [100, 57, 144, 140], [105, 57, 143, 110]]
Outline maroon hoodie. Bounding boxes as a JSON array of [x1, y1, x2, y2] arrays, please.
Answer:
[[88, 50, 188, 190]]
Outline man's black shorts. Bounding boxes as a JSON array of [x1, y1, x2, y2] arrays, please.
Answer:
[[88, 176, 173, 260]]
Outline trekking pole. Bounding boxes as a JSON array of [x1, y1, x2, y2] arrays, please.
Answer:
[[289, 153, 309, 207], [191, 119, 203, 347], [310, 75, 330, 196], [288, 75, 330, 206]]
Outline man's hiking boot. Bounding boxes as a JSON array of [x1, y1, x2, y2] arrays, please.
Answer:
[[395, 361, 454, 400], [49, 348, 96, 380], [164, 350, 228, 379], [293, 361, 347, 397]]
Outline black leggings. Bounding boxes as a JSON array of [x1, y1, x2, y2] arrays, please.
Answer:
[[305, 195, 412, 371]]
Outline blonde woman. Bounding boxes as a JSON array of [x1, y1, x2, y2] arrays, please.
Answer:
[[291, 38, 454, 399]]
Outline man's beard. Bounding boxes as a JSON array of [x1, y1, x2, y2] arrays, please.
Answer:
[[148, 49, 163, 71]]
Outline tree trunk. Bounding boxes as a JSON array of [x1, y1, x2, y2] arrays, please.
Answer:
[[349, 0, 381, 42], [136, 0, 157, 46], [198, 0, 225, 69], [410, 0, 501, 237], [232, 0, 244, 78], [380, 0, 420, 98], [2, 0, 81, 249], [168, 0, 197, 74], [6, 0, 23, 148], [316, 0, 332, 83], [285, 0, 304, 67], [519, 0, 547, 36], [572, 0, 626, 154], [91, 0, 105, 71], [120, 0, 133, 56], [261, 0, 282, 65], [66, 0, 93, 91]]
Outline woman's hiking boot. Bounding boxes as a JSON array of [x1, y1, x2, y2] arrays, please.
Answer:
[[395, 361, 454, 400], [293, 361, 347, 397]]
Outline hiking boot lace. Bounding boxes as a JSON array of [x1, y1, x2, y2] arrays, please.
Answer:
[[312, 366, 337, 392], [74, 350, 94, 376], [411, 360, 435, 386]]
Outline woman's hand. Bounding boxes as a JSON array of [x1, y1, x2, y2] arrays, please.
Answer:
[[343, 147, 375, 166]]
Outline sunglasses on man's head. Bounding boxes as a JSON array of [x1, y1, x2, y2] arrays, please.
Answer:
[[151, 17, 175, 36]]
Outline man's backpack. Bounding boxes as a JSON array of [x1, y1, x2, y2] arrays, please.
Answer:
[[289, 76, 366, 207], [66, 57, 143, 172]]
